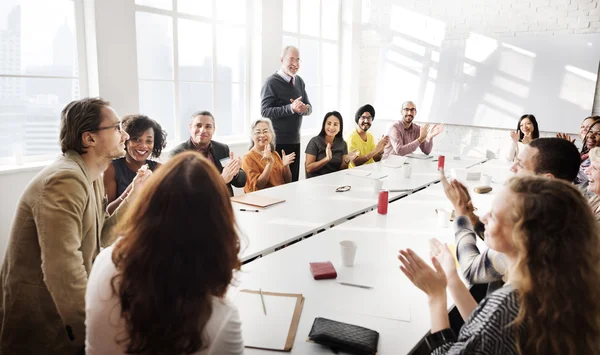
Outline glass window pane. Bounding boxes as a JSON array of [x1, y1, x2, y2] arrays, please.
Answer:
[[178, 19, 212, 81], [0, 77, 79, 158], [302, 85, 319, 131], [321, 0, 340, 40], [1, 0, 79, 77], [299, 0, 319, 37], [216, 25, 245, 83], [178, 0, 211, 17], [135, 12, 174, 80], [282, 0, 298, 33], [138, 80, 175, 140], [282, 35, 298, 49], [321, 42, 338, 86], [215, 83, 244, 137], [322, 85, 338, 118], [216, 0, 246, 24], [135, 0, 172, 11], [178, 82, 213, 139], [298, 38, 319, 86]]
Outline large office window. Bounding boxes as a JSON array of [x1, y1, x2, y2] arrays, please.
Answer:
[[135, 0, 248, 145], [282, 0, 341, 132], [0, 0, 85, 164]]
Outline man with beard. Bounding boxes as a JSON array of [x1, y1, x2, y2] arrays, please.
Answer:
[[346, 104, 389, 168], [0, 98, 150, 354], [382, 101, 444, 159], [171, 110, 246, 196], [260, 45, 312, 181]]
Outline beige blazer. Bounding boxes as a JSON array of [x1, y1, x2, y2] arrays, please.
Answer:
[[0, 150, 129, 355]]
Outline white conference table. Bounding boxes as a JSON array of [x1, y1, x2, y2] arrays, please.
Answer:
[[236, 155, 487, 261], [228, 159, 510, 354]]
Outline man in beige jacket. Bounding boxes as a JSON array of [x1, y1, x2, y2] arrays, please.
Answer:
[[0, 98, 150, 354]]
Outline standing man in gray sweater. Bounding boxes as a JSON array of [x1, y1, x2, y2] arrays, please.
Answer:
[[260, 45, 312, 181]]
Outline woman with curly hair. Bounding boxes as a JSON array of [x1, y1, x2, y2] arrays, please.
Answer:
[[86, 151, 244, 355], [104, 114, 167, 214], [399, 176, 600, 354]]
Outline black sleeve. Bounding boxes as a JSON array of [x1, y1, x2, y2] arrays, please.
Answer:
[[474, 220, 486, 240], [260, 80, 291, 120], [231, 168, 247, 188]]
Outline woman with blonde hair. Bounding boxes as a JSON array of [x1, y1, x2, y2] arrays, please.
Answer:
[[86, 151, 244, 355], [399, 176, 600, 354]]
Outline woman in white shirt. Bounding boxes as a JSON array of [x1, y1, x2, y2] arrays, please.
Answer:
[[505, 114, 539, 162], [86, 151, 244, 355]]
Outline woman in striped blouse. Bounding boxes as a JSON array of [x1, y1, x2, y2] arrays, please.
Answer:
[[399, 176, 600, 354]]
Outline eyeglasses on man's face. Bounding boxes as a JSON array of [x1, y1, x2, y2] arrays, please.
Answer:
[[359, 115, 373, 121], [92, 121, 123, 133], [402, 108, 417, 113], [285, 57, 301, 64]]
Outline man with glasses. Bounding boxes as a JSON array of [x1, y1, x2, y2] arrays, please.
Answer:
[[382, 101, 444, 158], [346, 104, 389, 167], [260, 45, 312, 181], [0, 98, 149, 354]]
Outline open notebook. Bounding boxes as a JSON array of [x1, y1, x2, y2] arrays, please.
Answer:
[[231, 194, 285, 208], [234, 290, 304, 351]]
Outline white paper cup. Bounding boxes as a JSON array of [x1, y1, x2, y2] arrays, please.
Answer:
[[372, 179, 384, 194], [402, 165, 412, 178], [437, 209, 450, 228], [340, 240, 358, 267], [481, 174, 492, 186]]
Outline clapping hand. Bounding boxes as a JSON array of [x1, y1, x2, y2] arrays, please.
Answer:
[[398, 248, 447, 298], [419, 124, 431, 142], [375, 135, 390, 153], [281, 150, 296, 167], [429, 238, 459, 282], [222, 151, 241, 184], [290, 96, 309, 114], [557, 132, 576, 143], [427, 124, 444, 141], [325, 143, 333, 161], [509, 130, 519, 143], [261, 144, 274, 164], [439, 168, 474, 217], [128, 164, 152, 199], [347, 150, 359, 163]]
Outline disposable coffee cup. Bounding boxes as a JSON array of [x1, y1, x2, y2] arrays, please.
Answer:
[[340, 240, 358, 267], [481, 174, 492, 186], [403, 165, 412, 178], [437, 208, 450, 228], [372, 179, 384, 194]]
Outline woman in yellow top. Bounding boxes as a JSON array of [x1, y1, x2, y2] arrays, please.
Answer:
[[346, 104, 389, 168], [242, 118, 296, 193]]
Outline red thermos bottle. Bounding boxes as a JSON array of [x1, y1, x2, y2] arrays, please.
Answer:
[[378, 189, 389, 215], [438, 155, 445, 171]]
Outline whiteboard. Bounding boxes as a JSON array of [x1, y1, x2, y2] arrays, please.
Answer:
[[375, 33, 600, 133]]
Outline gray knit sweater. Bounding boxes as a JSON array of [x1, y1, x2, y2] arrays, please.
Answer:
[[260, 73, 312, 144]]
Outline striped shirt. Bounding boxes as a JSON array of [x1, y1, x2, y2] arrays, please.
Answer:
[[382, 121, 433, 159], [454, 216, 507, 294], [429, 286, 522, 354]]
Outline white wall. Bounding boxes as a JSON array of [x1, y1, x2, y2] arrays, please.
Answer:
[[360, 0, 600, 158], [2, 0, 600, 260]]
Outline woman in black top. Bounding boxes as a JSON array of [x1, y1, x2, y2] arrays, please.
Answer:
[[305, 111, 358, 178], [103, 114, 167, 214]]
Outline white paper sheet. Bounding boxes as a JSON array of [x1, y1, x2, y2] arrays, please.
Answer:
[[234, 291, 298, 350]]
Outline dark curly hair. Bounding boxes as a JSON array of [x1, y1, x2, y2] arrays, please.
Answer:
[[122, 114, 167, 158]]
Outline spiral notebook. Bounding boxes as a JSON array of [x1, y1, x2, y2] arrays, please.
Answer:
[[234, 290, 304, 351]]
